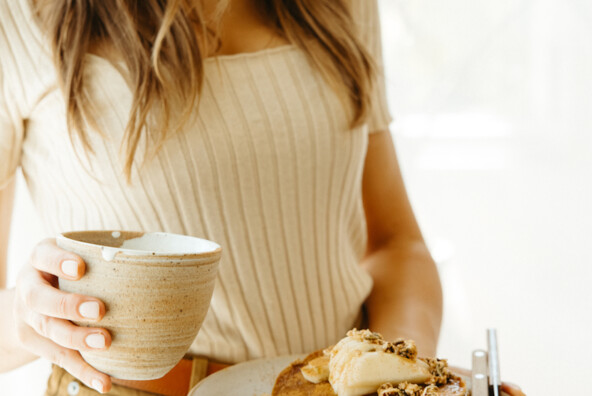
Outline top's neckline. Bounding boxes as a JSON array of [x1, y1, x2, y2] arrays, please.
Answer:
[[204, 43, 298, 62], [86, 43, 299, 66]]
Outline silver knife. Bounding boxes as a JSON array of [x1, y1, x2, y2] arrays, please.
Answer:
[[487, 329, 502, 396]]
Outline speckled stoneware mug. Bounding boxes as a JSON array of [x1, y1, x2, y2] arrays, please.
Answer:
[[57, 231, 222, 380]]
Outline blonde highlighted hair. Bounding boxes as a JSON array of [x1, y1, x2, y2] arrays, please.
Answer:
[[34, 0, 375, 179]]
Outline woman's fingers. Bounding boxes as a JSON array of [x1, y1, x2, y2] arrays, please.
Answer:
[[16, 321, 112, 393], [25, 311, 111, 351], [502, 382, 526, 396], [30, 238, 85, 280], [17, 240, 104, 323], [13, 238, 113, 393], [20, 280, 105, 322]]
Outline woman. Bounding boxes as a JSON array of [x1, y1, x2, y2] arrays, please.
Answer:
[[0, 0, 524, 395]]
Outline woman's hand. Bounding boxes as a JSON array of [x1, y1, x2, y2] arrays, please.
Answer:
[[13, 238, 112, 393], [502, 382, 526, 396]]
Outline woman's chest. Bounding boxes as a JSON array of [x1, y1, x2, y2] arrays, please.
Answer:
[[23, 49, 370, 205]]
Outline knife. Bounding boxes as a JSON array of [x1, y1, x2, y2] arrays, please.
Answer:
[[487, 329, 502, 396]]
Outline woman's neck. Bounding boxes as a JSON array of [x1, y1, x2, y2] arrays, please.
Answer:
[[203, 0, 290, 56]]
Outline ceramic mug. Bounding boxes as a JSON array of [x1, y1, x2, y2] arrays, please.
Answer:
[[57, 230, 222, 380]]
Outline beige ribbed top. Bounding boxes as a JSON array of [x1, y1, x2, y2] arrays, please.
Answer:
[[0, 0, 392, 363]]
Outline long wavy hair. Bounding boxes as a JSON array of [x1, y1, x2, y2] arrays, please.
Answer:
[[33, 0, 375, 179]]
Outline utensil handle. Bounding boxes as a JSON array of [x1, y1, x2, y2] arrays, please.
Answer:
[[471, 350, 489, 396], [487, 329, 502, 396], [473, 373, 489, 396]]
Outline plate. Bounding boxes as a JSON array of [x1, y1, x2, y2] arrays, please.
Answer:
[[188, 355, 509, 396], [188, 355, 304, 396]]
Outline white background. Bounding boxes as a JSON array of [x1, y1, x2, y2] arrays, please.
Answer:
[[2, 0, 591, 395]]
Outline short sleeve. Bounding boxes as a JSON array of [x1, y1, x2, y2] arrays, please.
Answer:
[[352, 0, 393, 132], [0, 53, 24, 190]]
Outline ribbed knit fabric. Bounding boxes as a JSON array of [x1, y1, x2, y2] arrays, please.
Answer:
[[0, 0, 392, 363]]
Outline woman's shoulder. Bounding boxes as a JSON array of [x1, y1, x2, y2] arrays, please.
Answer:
[[349, 0, 379, 18], [347, 0, 381, 40], [1, 0, 54, 113], [0, 0, 49, 64], [1, 0, 36, 36]]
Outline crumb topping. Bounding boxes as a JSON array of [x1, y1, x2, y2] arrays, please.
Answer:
[[346, 329, 418, 360], [377, 382, 420, 396], [383, 338, 418, 360], [423, 358, 452, 386], [377, 382, 440, 396], [422, 385, 440, 396]]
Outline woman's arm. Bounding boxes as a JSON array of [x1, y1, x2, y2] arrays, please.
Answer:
[[1, 177, 15, 288], [361, 130, 443, 357], [0, 179, 112, 391], [0, 178, 39, 371]]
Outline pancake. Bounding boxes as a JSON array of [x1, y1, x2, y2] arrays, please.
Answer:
[[271, 330, 468, 396], [271, 350, 467, 396], [272, 350, 335, 396]]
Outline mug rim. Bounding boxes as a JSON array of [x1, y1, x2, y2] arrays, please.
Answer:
[[57, 230, 222, 259]]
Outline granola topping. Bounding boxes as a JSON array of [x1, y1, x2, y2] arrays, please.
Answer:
[[421, 384, 439, 396], [383, 339, 418, 360], [346, 329, 418, 360], [377, 382, 440, 396], [362, 331, 383, 343], [377, 382, 422, 396], [424, 358, 452, 386]]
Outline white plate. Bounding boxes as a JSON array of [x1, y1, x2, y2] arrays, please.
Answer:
[[188, 355, 303, 396], [188, 356, 507, 396]]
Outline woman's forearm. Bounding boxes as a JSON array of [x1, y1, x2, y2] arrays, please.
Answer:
[[1, 178, 16, 289], [1, 179, 36, 370], [0, 288, 38, 372], [361, 238, 443, 357]]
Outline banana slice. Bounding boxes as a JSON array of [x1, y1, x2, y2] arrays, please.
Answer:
[[301, 355, 330, 383]]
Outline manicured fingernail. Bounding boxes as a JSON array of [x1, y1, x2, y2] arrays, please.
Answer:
[[86, 333, 106, 349], [61, 260, 79, 277], [91, 379, 104, 393], [506, 382, 522, 390], [79, 301, 100, 319]]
